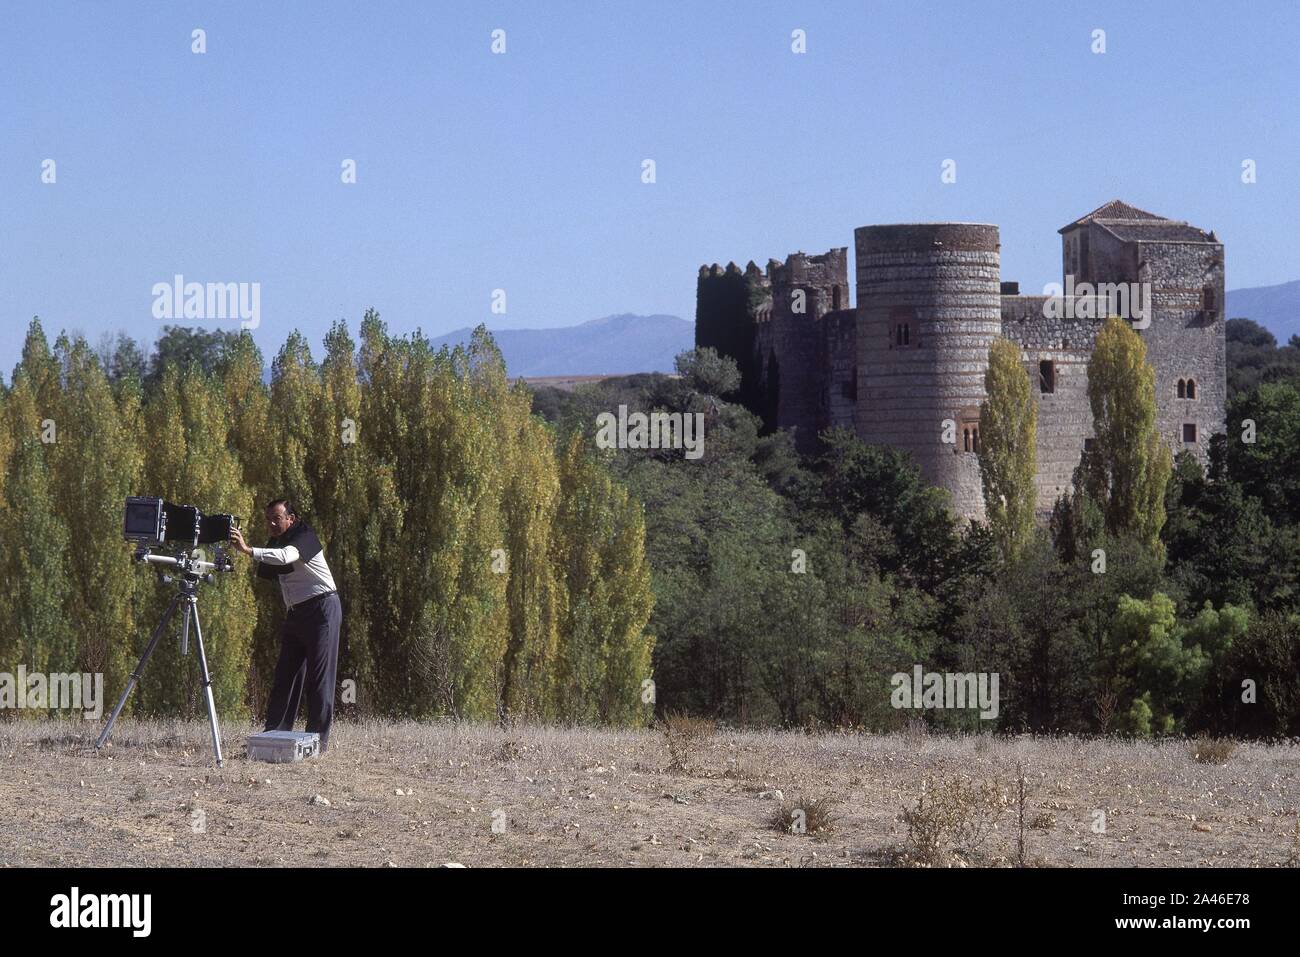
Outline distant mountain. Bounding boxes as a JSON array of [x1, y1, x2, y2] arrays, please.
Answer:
[[1226, 281, 1300, 345], [429, 313, 694, 377]]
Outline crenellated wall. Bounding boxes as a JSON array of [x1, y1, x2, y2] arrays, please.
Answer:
[[694, 203, 1227, 523], [766, 249, 849, 449]]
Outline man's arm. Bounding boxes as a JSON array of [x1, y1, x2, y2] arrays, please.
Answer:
[[228, 527, 298, 565], [250, 544, 300, 565]]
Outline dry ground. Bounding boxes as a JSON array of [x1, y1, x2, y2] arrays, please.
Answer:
[[1, 718, 1298, 867]]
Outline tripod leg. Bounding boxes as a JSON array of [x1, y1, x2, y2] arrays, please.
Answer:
[[190, 602, 224, 767], [96, 592, 182, 751]]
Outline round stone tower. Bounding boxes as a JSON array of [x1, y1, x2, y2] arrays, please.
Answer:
[[853, 223, 1002, 520]]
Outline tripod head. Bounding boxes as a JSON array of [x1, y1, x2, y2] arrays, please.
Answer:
[[133, 544, 234, 588]]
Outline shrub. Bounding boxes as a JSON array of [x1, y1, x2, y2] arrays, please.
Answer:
[[901, 775, 1008, 866], [1190, 736, 1237, 765], [662, 711, 715, 771], [769, 795, 837, 835]]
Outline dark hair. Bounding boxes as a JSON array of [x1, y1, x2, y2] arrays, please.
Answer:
[[265, 498, 299, 518]]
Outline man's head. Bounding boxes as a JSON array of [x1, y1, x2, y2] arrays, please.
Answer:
[[265, 498, 298, 537]]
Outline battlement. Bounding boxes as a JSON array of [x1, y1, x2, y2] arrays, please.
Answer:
[[767, 247, 849, 286], [695, 202, 1226, 520]]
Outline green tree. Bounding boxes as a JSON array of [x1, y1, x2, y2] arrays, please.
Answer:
[[145, 326, 243, 398], [217, 331, 279, 712], [978, 337, 1038, 561], [675, 346, 741, 398], [136, 363, 256, 718], [46, 335, 144, 693], [1105, 592, 1212, 736], [552, 433, 655, 724], [1086, 316, 1172, 556], [0, 373, 74, 693]]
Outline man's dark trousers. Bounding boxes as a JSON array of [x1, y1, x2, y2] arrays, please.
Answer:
[[264, 592, 341, 752]]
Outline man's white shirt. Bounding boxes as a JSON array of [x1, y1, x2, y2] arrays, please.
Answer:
[[251, 542, 337, 610]]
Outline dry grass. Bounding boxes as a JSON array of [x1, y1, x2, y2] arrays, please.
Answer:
[[769, 795, 837, 835], [1, 718, 1298, 867], [661, 712, 715, 772], [1190, 736, 1238, 765]]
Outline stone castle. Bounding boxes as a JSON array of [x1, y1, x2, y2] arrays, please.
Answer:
[[696, 201, 1226, 519]]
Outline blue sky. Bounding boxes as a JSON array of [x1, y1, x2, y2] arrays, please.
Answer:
[[3, 1, 1297, 380]]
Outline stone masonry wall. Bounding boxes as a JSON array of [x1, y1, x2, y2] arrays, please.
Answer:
[[1001, 296, 1099, 514], [855, 224, 1002, 520]]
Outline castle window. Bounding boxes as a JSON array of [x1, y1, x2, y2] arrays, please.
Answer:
[[1084, 438, 1096, 452], [1186, 378, 1197, 399], [1039, 360, 1056, 394], [959, 408, 981, 454], [1203, 287, 1216, 313], [1177, 379, 1186, 399], [1182, 423, 1198, 444], [890, 306, 915, 349]]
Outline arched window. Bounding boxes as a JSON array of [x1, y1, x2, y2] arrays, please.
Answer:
[[1187, 379, 1197, 399], [890, 306, 914, 349], [1177, 379, 1186, 399], [958, 407, 980, 454]]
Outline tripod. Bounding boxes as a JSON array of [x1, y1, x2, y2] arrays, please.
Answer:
[[96, 547, 230, 766]]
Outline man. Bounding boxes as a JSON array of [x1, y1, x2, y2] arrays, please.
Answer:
[[229, 499, 341, 753]]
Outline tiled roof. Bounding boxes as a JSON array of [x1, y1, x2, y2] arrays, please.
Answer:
[[1060, 200, 1217, 243], [1064, 200, 1167, 228], [1100, 221, 1215, 243]]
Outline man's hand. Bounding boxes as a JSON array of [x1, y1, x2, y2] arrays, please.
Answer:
[[229, 527, 253, 557]]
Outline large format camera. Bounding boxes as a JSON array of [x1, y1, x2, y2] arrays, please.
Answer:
[[123, 496, 241, 549], [104, 496, 241, 765]]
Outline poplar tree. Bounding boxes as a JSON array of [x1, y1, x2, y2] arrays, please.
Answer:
[[137, 363, 256, 718], [0, 383, 12, 514], [221, 332, 280, 710], [357, 311, 416, 712], [311, 319, 393, 712], [553, 433, 656, 724], [402, 330, 508, 720], [978, 337, 1038, 561], [0, 372, 73, 690], [46, 335, 143, 690], [498, 377, 562, 721], [1087, 317, 1172, 556], [267, 331, 320, 516]]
